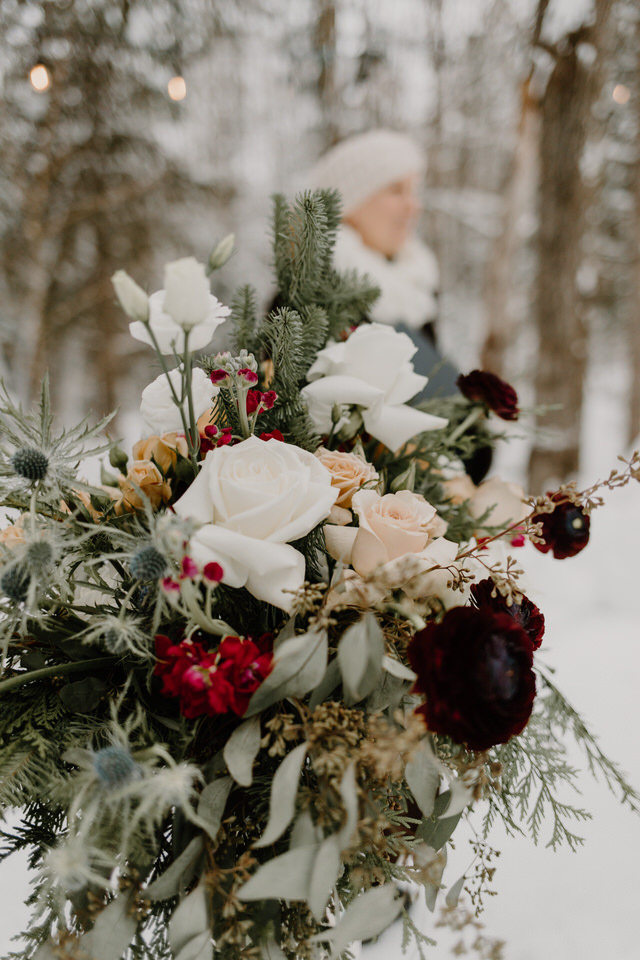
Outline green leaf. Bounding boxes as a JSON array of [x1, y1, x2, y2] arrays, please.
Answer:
[[245, 629, 328, 716], [254, 741, 308, 848], [308, 835, 341, 921], [59, 676, 109, 714], [337, 613, 384, 704], [224, 716, 262, 787], [310, 884, 403, 952], [197, 776, 233, 842], [417, 795, 463, 852], [382, 655, 416, 682], [169, 886, 210, 958], [144, 836, 204, 902], [405, 742, 441, 819], [237, 844, 318, 901], [308, 656, 341, 711], [80, 895, 138, 960], [445, 873, 466, 908], [175, 931, 212, 960], [290, 811, 319, 849]]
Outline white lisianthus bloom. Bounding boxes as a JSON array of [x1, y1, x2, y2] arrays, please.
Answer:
[[174, 435, 338, 610], [112, 270, 149, 322], [129, 257, 230, 355], [140, 367, 216, 437], [301, 323, 447, 450]]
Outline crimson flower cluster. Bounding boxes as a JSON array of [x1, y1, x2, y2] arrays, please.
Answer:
[[457, 369, 520, 421], [408, 606, 536, 752], [154, 633, 273, 717], [531, 493, 590, 559]]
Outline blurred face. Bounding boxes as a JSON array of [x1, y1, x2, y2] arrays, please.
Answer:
[[344, 173, 421, 258]]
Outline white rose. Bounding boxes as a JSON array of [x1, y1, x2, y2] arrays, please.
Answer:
[[174, 435, 338, 610], [129, 258, 230, 355], [112, 270, 149, 322], [140, 367, 217, 437], [301, 323, 447, 450]]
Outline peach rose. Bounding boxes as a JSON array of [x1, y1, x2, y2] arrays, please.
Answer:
[[118, 460, 172, 512], [0, 516, 25, 548], [315, 448, 378, 508], [468, 477, 530, 531], [133, 433, 189, 475], [351, 490, 448, 575]]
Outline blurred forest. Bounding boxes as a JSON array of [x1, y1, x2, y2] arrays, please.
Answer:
[[0, 0, 639, 491]]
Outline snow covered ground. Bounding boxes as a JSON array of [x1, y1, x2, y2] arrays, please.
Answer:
[[1, 359, 639, 958]]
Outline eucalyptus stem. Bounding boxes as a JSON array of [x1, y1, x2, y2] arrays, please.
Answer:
[[0, 657, 116, 695], [447, 406, 485, 445]]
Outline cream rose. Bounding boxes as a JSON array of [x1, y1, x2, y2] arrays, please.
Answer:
[[301, 323, 447, 450], [468, 477, 530, 530], [315, 448, 378, 508], [129, 258, 230, 355], [140, 367, 216, 437], [174, 435, 338, 610], [0, 516, 26, 548]]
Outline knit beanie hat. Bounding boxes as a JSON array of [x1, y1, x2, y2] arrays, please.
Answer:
[[307, 129, 425, 215]]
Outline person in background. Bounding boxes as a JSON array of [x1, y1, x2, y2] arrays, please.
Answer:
[[308, 128, 459, 398]]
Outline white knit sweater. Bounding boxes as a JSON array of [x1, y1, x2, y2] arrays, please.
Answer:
[[333, 224, 440, 329]]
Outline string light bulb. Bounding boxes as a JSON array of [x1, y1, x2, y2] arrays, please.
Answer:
[[30, 64, 50, 92], [168, 76, 187, 101], [612, 84, 630, 105]]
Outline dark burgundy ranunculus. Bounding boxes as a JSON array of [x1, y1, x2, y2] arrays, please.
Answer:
[[457, 370, 519, 421], [531, 493, 590, 559], [470, 578, 545, 650], [408, 606, 536, 752]]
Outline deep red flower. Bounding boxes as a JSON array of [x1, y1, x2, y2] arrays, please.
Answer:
[[408, 606, 536, 752], [259, 429, 284, 442], [246, 389, 278, 414], [153, 634, 273, 718], [470, 578, 545, 650], [531, 493, 590, 559], [210, 369, 231, 386], [457, 370, 519, 421]]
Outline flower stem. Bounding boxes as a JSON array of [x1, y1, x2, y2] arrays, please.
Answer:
[[0, 657, 116, 695], [447, 406, 484, 445]]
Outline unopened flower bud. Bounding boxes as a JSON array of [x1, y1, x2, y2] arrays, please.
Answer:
[[11, 446, 49, 481], [208, 233, 235, 272], [112, 270, 149, 322]]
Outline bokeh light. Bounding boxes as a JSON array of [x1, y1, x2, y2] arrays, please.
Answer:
[[29, 64, 50, 92], [612, 84, 630, 105], [168, 76, 187, 101]]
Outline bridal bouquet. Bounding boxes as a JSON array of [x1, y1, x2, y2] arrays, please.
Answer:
[[1, 192, 638, 960]]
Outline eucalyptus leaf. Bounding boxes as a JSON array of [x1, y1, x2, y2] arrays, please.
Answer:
[[308, 656, 341, 711], [337, 613, 384, 704], [80, 895, 137, 960], [254, 741, 308, 848], [245, 630, 328, 716], [442, 777, 474, 818], [308, 835, 341, 921], [169, 885, 210, 956], [290, 810, 319, 849], [197, 776, 233, 842], [262, 940, 288, 960], [445, 873, 466, 908], [417, 804, 463, 852], [381, 655, 417, 682], [405, 742, 441, 819], [224, 716, 262, 786], [144, 836, 204, 902], [237, 844, 318, 901], [310, 884, 403, 952], [174, 930, 213, 960], [337, 761, 358, 848]]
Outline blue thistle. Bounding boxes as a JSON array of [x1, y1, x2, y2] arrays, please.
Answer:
[[130, 546, 167, 581], [1, 563, 31, 603], [93, 746, 141, 789], [10, 446, 49, 481]]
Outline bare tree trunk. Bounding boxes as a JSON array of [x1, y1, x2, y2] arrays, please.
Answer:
[[481, 77, 540, 376], [313, 0, 339, 146], [527, 1, 613, 492], [629, 18, 640, 446]]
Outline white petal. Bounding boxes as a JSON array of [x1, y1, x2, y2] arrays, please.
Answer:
[[362, 403, 447, 451]]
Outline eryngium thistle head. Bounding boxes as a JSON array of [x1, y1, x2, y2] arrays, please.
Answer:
[[1, 563, 31, 602], [25, 540, 54, 573], [130, 546, 167, 581], [93, 745, 141, 789], [10, 446, 49, 481]]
